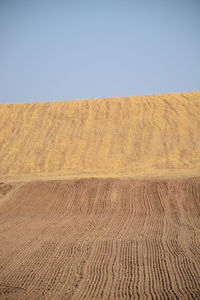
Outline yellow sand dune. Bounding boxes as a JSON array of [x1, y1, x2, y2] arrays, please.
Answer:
[[0, 91, 199, 179]]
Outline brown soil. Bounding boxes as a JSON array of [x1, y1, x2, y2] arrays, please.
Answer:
[[0, 177, 199, 299]]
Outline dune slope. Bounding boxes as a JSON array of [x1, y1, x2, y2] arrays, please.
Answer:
[[0, 91, 199, 179], [0, 91, 200, 299]]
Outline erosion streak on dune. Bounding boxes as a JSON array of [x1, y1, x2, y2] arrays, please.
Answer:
[[0, 178, 199, 299], [0, 91, 200, 179]]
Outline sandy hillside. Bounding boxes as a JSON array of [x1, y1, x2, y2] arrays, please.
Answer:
[[0, 91, 200, 299], [0, 91, 199, 180]]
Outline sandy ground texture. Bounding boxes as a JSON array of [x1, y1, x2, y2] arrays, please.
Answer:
[[0, 91, 200, 179], [0, 91, 199, 299], [0, 177, 199, 299]]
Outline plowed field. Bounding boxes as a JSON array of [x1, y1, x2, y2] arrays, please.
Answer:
[[0, 177, 199, 299]]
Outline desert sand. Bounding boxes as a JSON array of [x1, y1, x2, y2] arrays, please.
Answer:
[[0, 91, 199, 180], [0, 91, 200, 299]]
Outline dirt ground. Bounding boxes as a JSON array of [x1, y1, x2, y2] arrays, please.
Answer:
[[0, 177, 199, 299]]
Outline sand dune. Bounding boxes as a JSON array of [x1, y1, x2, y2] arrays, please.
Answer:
[[0, 91, 199, 180], [0, 178, 199, 299], [0, 91, 200, 299]]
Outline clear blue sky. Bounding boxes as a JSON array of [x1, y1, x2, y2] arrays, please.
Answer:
[[0, 0, 199, 103]]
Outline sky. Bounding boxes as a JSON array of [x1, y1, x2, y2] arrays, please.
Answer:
[[0, 0, 199, 103]]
